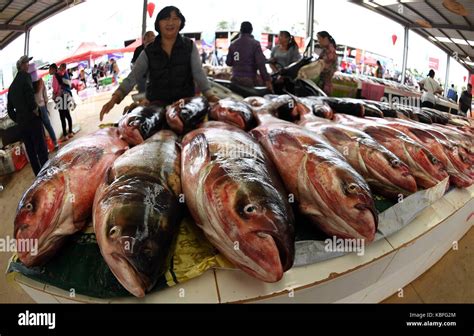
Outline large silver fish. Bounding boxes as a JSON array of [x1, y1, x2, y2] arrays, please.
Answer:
[[181, 121, 295, 282], [334, 114, 449, 189], [299, 114, 418, 199], [14, 128, 128, 267], [93, 131, 182, 297], [251, 111, 378, 242]]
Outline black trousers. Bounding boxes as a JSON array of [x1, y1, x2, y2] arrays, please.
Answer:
[[20, 118, 49, 176], [59, 109, 73, 136]]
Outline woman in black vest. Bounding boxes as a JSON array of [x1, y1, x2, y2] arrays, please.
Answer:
[[100, 6, 218, 121]]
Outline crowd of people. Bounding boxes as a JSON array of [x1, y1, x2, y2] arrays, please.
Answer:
[[419, 69, 472, 117], [4, 4, 472, 176]]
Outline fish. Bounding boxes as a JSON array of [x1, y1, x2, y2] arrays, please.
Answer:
[[367, 117, 473, 188], [362, 101, 398, 118], [14, 128, 128, 267], [299, 114, 418, 199], [397, 121, 474, 179], [251, 111, 378, 242], [311, 97, 365, 117], [181, 121, 295, 282], [93, 131, 182, 297], [334, 114, 448, 189], [209, 98, 255, 130], [244, 96, 271, 109], [420, 108, 450, 124], [292, 96, 334, 120], [118, 105, 165, 146], [165, 96, 210, 134]]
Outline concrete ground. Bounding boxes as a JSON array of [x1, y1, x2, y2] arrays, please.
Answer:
[[0, 89, 472, 303]]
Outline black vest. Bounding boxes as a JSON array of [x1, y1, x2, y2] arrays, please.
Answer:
[[145, 35, 195, 105]]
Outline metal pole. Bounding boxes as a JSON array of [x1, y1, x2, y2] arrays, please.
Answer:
[[401, 26, 409, 85], [444, 54, 450, 96], [306, 0, 314, 55], [142, 0, 148, 38], [24, 29, 30, 55]]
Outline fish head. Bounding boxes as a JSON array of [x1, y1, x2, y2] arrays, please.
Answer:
[[95, 176, 178, 297], [118, 112, 145, 146], [358, 137, 418, 195], [167, 97, 209, 134], [413, 147, 449, 183], [305, 145, 378, 241], [210, 100, 253, 130], [14, 167, 67, 266], [204, 163, 294, 282]]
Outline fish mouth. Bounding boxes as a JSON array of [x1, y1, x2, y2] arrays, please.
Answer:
[[256, 230, 293, 272], [110, 252, 151, 298], [15, 227, 64, 267], [223, 114, 246, 130], [217, 110, 246, 130], [354, 203, 378, 241], [239, 231, 286, 283]]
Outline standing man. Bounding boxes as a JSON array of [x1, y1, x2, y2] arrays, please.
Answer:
[[458, 83, 472, 117], [7, 56, 49, 176], [447, 84, 458, 102], [131, 31, 156, 93], [419, 69, 443, 108], [226, 21, 273, 91], [131, 31, 156, 68]]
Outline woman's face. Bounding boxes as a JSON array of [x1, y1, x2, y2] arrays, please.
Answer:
[[159, 11, 182, 38], [317, 35, 328, 47], [279, 33, 289, 45]]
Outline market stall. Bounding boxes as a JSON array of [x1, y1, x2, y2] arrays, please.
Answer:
[[5, 92, 474, 303], [10, 184, 474, 303], [332, 72, 459, 113]]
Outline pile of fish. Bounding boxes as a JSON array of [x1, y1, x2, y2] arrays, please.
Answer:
[[13, 93, 473, 297]]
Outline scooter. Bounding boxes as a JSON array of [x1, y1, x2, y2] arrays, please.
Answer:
[[208, 37, 327, 99]]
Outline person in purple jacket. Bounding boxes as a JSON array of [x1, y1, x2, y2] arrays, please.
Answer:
[[226, 21, 273, 92]]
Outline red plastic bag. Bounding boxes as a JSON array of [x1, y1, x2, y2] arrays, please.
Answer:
[[10, 143, 28, 171], [45, 136, 55, 153]]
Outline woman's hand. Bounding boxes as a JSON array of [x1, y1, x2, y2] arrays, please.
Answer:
[[100, 94, 120, 121], [207, 94, 220, 103]]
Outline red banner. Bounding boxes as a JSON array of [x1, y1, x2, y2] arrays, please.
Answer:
[[428, 57, 439, 70]]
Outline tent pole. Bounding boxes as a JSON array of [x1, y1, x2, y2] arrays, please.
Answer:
[[142, 0, 148, 38], [306, 0, 314, 55], [444, 54, 450, 96], [24, 29, 30, 56], [401, 26, 409, 85]]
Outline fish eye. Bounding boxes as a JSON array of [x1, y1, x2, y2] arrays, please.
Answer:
[[109, 226, 120, 238], [391, 159, 401, 167], [346, 183, 360, 194], [431, 157, 438, 164], [244, 204, 258, 214], [25, 203, 34, 212]]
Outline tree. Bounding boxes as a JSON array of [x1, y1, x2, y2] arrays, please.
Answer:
[[216, 21, 229, 31]]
